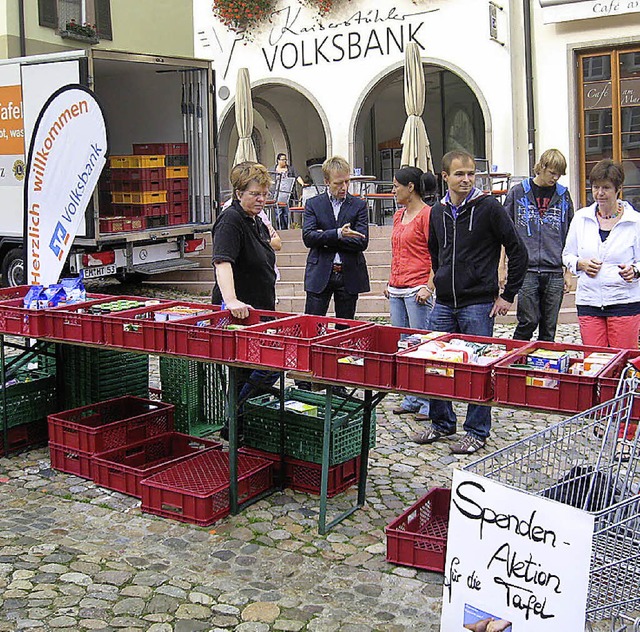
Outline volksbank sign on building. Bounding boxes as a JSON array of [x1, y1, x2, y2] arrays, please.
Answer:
[[195, 0, 640, 210]]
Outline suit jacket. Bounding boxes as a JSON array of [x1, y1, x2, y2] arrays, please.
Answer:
[[302, 192, 370, 294]]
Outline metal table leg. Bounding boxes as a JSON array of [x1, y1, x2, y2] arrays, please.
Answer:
[[228, 365, 239, 514], [318, 388, 386, 534]]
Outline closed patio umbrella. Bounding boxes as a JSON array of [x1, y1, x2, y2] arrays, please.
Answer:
[[233, 67, 257, 165], [400, 42, 433, 172]]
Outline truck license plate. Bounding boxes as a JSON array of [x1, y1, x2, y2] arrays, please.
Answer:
[[82, 264, 116, 279]]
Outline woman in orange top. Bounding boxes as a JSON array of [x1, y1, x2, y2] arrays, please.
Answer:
[[385, 167, 437, 420]]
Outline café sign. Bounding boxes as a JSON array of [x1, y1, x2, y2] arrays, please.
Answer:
[[540, 0, 640, 23]]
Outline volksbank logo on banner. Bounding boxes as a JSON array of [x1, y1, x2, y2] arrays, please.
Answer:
[[24, 85, 108, 286]]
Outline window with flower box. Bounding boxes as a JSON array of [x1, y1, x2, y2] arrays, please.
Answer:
[[578, 46, 640, 210], [38, 0, 112, 41]]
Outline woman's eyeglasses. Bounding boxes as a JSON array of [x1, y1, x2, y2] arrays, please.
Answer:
[[242, 190, 268, 199]]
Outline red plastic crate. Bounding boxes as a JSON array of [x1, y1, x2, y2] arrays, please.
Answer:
[[166, 177, 189, 192], [49, 442, 93, 479], [110, 179, 165, 193], [395, 334, 528, 402], [239, 446, 360, 497], [140, 450, 273, 526], [92, 432, 221, 498], [235, 314, 368, 372], [45, 295, 159, 345], [47, 396, 175, 455], [164, 309, 291, 361], [311, 324, 443, 389], [0, 419, 48, 457], [103, 301, 216, 353], [598, 350, 640, 421], [493, 341, 623, 413], [133, 142, 188, 155], [110, 167, 166, 183], [167, 189, 187, 204], [169, 200, 187, 214], [385, 487, 451, 573], [0, 292, 110, 338], [168, 213, 189, 226]]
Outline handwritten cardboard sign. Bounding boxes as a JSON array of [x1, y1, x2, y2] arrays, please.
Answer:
[[441, 470, 594, 631]]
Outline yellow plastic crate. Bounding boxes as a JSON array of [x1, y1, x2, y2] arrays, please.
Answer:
[[112, 191, 168, 205], [109, 155, 165, 169], [166, 166, 189, 179]]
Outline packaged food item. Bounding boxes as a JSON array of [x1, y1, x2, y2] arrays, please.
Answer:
[[526, 375, 559, 388], [42, 284, 66, 307], [337, 355, 365, 366], [526, 349, 570, 373], [284, 400, 318, 416], [23, 285, 46, 309], [59, 276, 86, 304], [583, 352, 616, 373], [397, 331, 445, 350]]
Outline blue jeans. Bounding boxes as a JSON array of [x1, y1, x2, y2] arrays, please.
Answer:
[[513, 271, 564, 342], [389, 292, 433, 414], [428, 301, 494, 440]]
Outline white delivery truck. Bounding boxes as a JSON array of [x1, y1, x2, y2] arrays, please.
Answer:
[[0, 48, 217, 285]]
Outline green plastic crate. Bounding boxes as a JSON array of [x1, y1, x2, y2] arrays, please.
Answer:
[[0, 368, 58, 428], [61, 345, 149, 408], [159, 357, 226, 436], [243, 387, 376, 465]]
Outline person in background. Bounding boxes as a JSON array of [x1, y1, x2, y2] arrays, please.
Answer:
[[417, 150, 528, 455], [385, 166, 436, 423], [273, 152, 305, 230], [302, 155, 370, 319], [504, 148, 574, 342], [211, 162, 279, 435], [562, 159, 640, 349]]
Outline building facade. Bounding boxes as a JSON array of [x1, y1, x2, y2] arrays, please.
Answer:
[[197, 0, 640, 211], [0, 0, 195, 59]]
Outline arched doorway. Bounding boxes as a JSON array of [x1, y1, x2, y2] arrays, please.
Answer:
[[218, 81, 329, 197], [352, 63, 487, 179]]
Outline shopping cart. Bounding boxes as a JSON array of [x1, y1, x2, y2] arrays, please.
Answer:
[[466, 365, 640, 632]]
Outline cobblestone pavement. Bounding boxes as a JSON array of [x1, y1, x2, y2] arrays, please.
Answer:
[[0, 289, 622, 630]]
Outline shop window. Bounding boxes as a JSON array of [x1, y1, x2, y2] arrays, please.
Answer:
[[578, 47, 640, 208], [38, 0, 112, 41]]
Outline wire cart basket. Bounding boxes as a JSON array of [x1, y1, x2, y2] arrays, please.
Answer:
[[465, 365, 640, 632]]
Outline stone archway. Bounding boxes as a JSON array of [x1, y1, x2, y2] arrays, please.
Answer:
[[351, 59, 490, 178], [218, 79, 329, 192]]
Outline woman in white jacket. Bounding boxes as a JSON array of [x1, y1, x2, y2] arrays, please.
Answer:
[[562, 159, 640, 349]]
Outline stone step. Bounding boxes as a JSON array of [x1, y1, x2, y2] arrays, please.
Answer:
[[275, 250, 391, 267], [199, 227, 393, 256]]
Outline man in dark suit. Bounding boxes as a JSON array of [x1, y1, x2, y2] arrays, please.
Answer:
[[302, 156, 370, 319]]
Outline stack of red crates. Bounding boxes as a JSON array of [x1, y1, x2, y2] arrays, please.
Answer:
[[47, 396, 176, 479], [105, 153, 167, 231], [134, 143, 189, 226]]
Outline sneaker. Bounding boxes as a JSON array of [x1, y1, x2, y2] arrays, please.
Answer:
[[450, 433, 486, 455], [411, 425, 456, 444]]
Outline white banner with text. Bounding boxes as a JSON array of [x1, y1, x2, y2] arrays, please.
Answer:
[[440, 470, 594, 631], [24, 84, 107, 286]]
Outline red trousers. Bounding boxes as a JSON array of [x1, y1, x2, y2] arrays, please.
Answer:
[[578, 314, 640, 349], [579, 314, 640, 440]]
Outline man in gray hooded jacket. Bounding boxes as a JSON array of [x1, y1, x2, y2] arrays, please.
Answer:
[[504, 148, 574, 342]]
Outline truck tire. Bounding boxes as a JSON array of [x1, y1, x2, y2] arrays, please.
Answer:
[[1, 248, 25, 287]]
